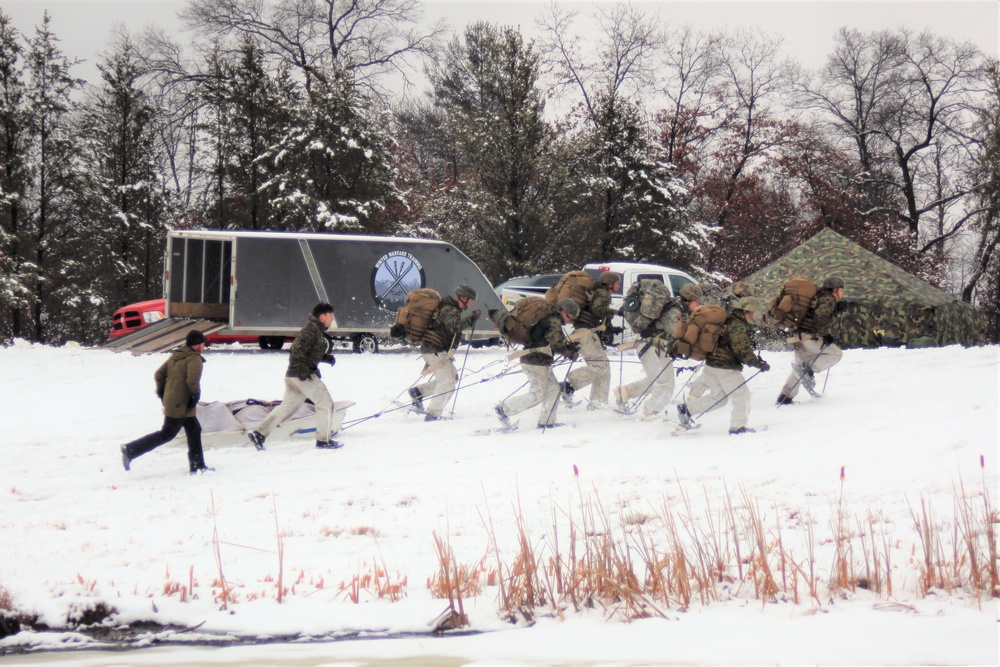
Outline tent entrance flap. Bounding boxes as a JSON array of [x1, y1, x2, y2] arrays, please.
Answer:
[[104, 319, 226, 354]]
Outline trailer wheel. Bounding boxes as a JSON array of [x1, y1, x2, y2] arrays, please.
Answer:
[[353, 333, 379, 354], [258, 336, 285, 350]]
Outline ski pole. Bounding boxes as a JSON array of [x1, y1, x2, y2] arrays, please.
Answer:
[[671, 361, 704, 403], [691, 368, 764, 420], [449, 324, 475, 418], [540, 353, 577, 433]]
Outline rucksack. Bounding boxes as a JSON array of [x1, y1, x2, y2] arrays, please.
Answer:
[[672, 304, 729, 360], [392, 288, 444, 347], [544, 270, 596, 310], [766, 276, 818, 332], [494, 296, 554, 346], [698, 281, 724, 306], [621, 279, 671, 334]]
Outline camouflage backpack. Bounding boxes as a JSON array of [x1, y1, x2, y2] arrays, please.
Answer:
[[544, 270, 596, 310], [494, 296, 554, 346], [392, 288, 444, 347], [672, 304, 729, 360], [766, 276, 818, 332], [621, 279, 671, 334], [698, 281, 724, 306]]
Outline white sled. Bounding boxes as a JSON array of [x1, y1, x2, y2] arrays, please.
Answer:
[[174, 398, 355, 449]]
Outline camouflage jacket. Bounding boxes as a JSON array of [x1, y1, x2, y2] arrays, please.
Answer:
[[286, 315, 331, 380], [799, 289, 838, 335], [641, 300, 684, 347], [707, 311, 766, 371], [522, 313, 571, 366], [575, 284, 614, 330], [421, 295, 474, 353], [154, 345, 204, 419]]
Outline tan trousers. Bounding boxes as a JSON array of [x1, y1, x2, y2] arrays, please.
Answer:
[[780, 338, 844, 398], [417, 351, 458, 418], [686, 366, 750, 430], [622, 344, 674, 414], [256, 375, 335, 442], [566, 330, 611, 403], [501, 363, 560, 427]]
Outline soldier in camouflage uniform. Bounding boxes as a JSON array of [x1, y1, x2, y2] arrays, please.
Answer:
[[677, 297, 770, 434], [248, 303, 341, 450], [776, 277, 845, 405], [560, 271, 620, 406], [496, 299, 579, 430], [615, 283, 702, 420], [408, 284, 480, 421]]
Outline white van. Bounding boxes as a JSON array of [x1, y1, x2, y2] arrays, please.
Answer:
[[581, 261, 698, 346]]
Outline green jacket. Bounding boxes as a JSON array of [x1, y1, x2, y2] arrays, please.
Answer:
[[154, 345, 204, 419], [522, 312, 572, 366], [286, 316, 330, 380], [707, 311, 766, 371], [421, 295, 474, 353], [575, 284, 614, 330], [799, 289, 838, 335]]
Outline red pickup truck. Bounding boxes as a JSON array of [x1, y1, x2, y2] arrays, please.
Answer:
[[109, 299, 290, 349]]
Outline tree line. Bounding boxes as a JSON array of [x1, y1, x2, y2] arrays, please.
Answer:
[[1, 0, 997, 345]]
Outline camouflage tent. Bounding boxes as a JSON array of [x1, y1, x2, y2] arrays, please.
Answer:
[[742, 229, 987, 349]]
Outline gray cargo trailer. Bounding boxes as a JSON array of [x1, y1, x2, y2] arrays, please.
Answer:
[[109, 230, 504, 353]]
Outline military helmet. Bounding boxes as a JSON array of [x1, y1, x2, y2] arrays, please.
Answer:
[[678, 283, 703, 302], [556, 298, 580, 319], [736, 296, 766, 312], [598, 271, 621, 287], [455, 284, 477, 300], [822, 277, 844, 290], [730, 281, 752, 297]]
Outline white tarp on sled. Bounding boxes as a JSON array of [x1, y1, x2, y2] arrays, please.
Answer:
[[175, 398, 355, 448]]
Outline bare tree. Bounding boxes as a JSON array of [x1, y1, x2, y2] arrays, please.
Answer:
[[181, 0, 444, 95]]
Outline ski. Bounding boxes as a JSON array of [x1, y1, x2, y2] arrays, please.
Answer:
[[473, 421, 520, 435]]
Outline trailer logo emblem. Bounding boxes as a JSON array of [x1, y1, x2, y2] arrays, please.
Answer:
[[372, 251, 425, 310]]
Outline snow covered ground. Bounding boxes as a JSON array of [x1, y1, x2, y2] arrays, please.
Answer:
[[0, 340, 997, 665]]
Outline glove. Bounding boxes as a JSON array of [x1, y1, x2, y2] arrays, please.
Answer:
[[389, 324, 405, 339], [564, 341, 580, 360], [757, 360, 770, 372], [823, 334, 838, 346], [155, 390, 164, 400], [297, 372, 310, 382], [187, 392, 200, 409], [322, 353, 336, 366], [470, 309, 481, 323]]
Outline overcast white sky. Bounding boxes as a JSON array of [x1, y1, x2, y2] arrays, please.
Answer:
[[3, 0, 998, 84]]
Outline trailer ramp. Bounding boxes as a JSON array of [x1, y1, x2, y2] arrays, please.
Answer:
[[104, 319, 226, 354]]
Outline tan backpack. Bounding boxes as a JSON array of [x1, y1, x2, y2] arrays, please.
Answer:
[[544, 270, 596, 310], [495, 296, 554, 346], [673, 304, 729, 360], [766, 276, 818, 332], [393, 288, 444, 347]]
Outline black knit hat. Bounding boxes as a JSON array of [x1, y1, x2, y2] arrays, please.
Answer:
[[185, 330, 207, 347]]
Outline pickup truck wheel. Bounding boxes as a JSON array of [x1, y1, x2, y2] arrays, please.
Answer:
[[258, 336, 285, 350], [353, 333, 379, 354]]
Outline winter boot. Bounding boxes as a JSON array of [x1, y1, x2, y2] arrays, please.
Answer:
[[612, 386, 629, 410], [424, 414, 441, 422], [408, 387, 425, 412], [248, 430, 266, 451], [120, 444, 132, 472], [494, 405, 512, 430], [537, 422, 565, 429], [676, 403, 695, 429], [316, 440, 344, 449], [728, 426, 755, 435], [775, 394, 794, 406], [559, 380, 576, 406], [190, 465, 216, 475]]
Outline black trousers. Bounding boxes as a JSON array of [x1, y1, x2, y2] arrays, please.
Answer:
[[123, 416, 206, 471]]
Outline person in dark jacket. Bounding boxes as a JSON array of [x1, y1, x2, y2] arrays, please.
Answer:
[[248, 303, 341, 450], [676, 297, 770, 434], [776, 277, 845, 405], [120, 330, 211, 474], [495, 299, 579, 430], [407, 284, 480, 421]]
